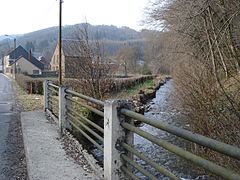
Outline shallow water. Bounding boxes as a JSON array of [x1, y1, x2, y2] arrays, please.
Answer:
[[88, 80, 209, 179], [134, 80, 208, 179]]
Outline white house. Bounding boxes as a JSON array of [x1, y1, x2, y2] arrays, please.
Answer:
[[3, 45, 44, 75], [13, 56, 43, 75]]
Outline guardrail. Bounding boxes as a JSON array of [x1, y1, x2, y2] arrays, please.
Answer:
[[120, 108, 240, 180], [65, 89, 104, 152], [44, 81, 59, 122], [43, 81, 240, 180]]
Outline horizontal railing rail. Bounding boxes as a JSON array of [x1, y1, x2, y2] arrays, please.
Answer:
[[65, 89, 104, 106], [121, 154, 159, 180], [66, 112, 104, 144], [122, 143, 179, 180], [48, 83, 59, 89], [43, 80, 240, 180], [67, 117, 103, 152], [120, 166, 139, 180], [122, 122, 240, 179], [48, 95, 59, 102], [45, 81, 104, 157], [47, 83, 59, 119], [65, 95, 104, 117], [66, 106, 104, 133], [48, 86, 59, 94], [65, 88, 104, 157], [120, 109, 240, 179], [120, 108, 240, 160]]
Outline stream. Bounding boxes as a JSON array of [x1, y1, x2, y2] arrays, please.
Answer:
[[89, 80, 210, 179], [134, 80, 208, 179]]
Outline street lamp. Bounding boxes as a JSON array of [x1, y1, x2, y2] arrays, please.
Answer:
[[5, 35, 17, 79]]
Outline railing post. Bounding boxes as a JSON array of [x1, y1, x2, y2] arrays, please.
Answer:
[[59, 85, 67, 136], [65, 87, 72, 131], [104, 100, 133, 180], [43, 80, 49, 111]]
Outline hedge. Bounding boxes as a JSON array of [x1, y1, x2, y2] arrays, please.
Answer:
[[15, 74, 155, 95], [15, 74, 57, 95]]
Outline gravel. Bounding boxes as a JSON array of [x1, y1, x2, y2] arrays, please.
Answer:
[[60, 130, 94, 173], [3, 111, 28, 180]]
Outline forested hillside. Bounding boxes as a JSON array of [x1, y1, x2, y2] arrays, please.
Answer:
[[0, 23, 144, 61]]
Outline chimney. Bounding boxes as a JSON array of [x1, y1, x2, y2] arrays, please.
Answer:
[[29, 49, 32, 62]]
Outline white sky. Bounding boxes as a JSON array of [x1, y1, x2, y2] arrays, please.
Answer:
[[0, 0, 150, 35]]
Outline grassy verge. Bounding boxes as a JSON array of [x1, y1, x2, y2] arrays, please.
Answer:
[[108, 75, 168, 99], [13, 81, 44, 112], [12, 74, 169, 111]]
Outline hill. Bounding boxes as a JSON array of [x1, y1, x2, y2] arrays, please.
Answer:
[[0, 23, 144, 61]]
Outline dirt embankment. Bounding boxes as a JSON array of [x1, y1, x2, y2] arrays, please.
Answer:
[[132, 76, 171, 114]]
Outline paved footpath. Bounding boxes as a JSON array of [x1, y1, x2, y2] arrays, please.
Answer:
[[0, 74, 27, 179], [21, 111, 99, 180]]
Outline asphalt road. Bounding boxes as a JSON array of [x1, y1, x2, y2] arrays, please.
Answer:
[[0, 74, 27, 180]]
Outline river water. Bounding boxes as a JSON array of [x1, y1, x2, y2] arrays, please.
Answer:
[[134, 80, 208, 179], [89, 80, 209, 179]]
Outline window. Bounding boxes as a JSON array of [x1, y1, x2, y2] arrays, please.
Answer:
[[33, 70, 40, 75]]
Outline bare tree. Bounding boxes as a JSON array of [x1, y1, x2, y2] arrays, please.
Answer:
[[145, 0, 240, 171], [65, 23, 112, 99], [115, 43, 139, 75]]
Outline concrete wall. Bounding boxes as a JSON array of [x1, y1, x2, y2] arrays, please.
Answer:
[[15, 57, 42, 75]]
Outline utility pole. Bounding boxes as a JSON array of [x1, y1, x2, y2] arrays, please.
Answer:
[[13, 38, 16, 77], [59, 0, 63, 85]]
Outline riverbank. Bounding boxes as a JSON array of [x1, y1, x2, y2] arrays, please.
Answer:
[[14, 74, 171, 115], [135, 79, 210, 179], [116, 75, 172, 114], [138, 76, 171, 113]]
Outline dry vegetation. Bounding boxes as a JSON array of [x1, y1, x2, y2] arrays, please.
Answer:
[[107, 75, 168, 99], [14, 81, 44, 112], [13, 74, 161, 112], [64, 23, 113, 100], [146, 0, 240, 172]]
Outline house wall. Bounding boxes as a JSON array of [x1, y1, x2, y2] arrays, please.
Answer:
[[64, 57, 80, 78], [15, 57, 42, 75], [3, 55, 11, 74], [0, 58, 2, 72], [50, 43, 65, 77], [51, 44, 59, 71]]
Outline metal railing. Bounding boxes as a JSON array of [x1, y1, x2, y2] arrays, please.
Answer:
[[43, 81, 240, 180], [47, 82, 59, 120], [65, 89, 104, 152], [120, 108, 240, 180], [44, 80, 104, 158]]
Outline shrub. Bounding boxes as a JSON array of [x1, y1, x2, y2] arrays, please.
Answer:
[[15, 74, 57, 95], [63, 75, 155, 98]]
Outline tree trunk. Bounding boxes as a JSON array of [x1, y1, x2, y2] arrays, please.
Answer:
[[203, 15, 218, 81], [207, 6, 229, 78], [219, 0, 240, 73]]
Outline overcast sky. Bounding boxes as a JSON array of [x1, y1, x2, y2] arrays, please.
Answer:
[[0, 0, 150, 35]]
